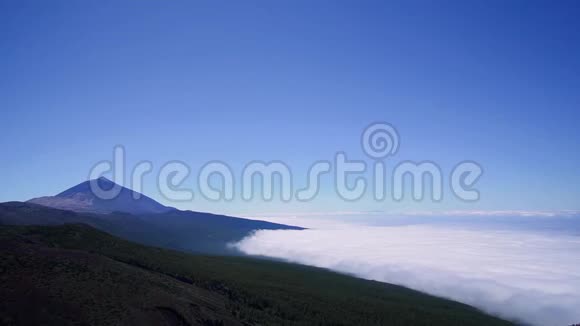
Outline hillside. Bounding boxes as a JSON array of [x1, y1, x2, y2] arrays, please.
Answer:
[[0, 224, 515, 326], [0, 201, 301, 255]]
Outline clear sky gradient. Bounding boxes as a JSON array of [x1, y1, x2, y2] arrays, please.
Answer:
[[1, 0, 579, 216]]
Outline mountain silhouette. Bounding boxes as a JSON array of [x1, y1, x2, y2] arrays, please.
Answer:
[[28, 177, 174, 214], [4, 178, 302, 254]]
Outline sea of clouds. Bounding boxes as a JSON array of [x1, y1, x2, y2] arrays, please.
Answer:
[[233, 221, 580, 326]]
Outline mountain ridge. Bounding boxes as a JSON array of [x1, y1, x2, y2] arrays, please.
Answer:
[[28, 177, 174, 214], [3, 178, 302, 255]]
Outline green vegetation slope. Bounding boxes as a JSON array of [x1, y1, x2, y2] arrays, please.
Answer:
[[0, 224, 514, 326]]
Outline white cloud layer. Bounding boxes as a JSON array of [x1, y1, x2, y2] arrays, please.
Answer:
[[233, 225, 580, 326]]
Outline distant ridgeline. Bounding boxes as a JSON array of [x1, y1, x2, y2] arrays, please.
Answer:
[[1, 178, 302, 254]]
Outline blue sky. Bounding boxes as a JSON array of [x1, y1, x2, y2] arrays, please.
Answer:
[[1, 0, 579, 216]]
